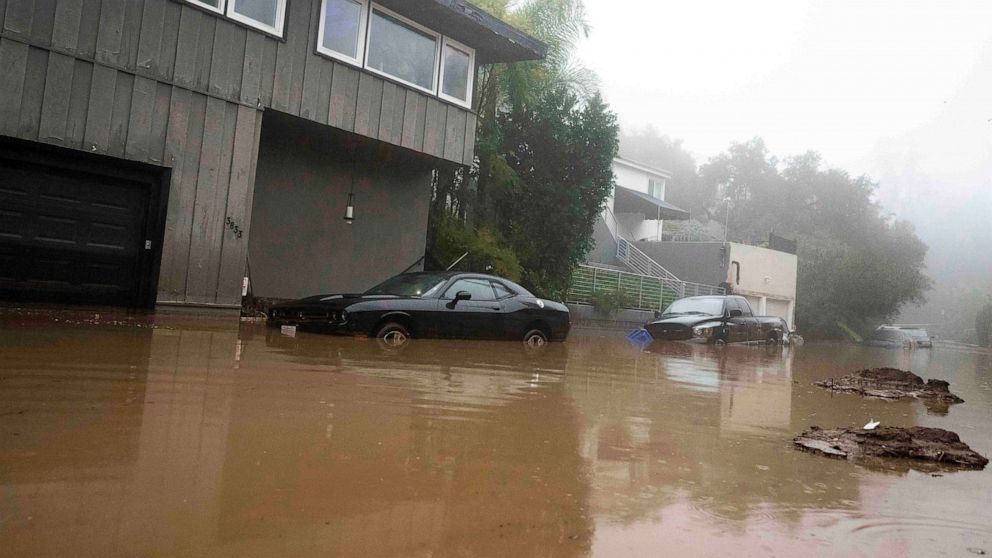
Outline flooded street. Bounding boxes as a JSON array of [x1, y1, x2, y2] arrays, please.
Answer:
[[1, 310, 990, 557]]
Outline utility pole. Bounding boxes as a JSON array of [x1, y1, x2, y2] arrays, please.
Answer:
[[723, 197, 732, 242]]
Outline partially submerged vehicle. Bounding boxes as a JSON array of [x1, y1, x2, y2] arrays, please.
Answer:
[[644, 295, 791, 345], [267, 271, 570, 347], [898, 327, 933, 348], [862, 326, 932, 349]]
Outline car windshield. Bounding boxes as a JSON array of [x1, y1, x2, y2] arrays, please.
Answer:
[[902, 329, 929, 340], [661, 298, 725, 316], [364, 273, 447, 297]]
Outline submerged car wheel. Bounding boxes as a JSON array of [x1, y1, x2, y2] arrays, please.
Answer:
[[523, 329, 549, 348], [376, 322, 411, 348]]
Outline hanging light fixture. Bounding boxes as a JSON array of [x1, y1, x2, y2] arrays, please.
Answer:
[[344, 140, 358, 224], [344, 192, 354, 224]]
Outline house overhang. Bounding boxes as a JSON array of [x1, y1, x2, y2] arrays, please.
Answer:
[[376, 0, 547, 64], [614, 186, 690, 220]]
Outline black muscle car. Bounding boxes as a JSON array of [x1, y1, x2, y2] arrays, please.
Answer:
[[644, 295, 790, 345], [266, 271, 570, 347]]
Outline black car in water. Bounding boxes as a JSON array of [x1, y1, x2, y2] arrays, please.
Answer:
[[644, 295, 790, 345], [267, 271, 570, 347]]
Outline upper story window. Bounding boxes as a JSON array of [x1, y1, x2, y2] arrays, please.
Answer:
[[318, 1, 475, 108], [186, 0, 287, 37], [648, 178, 664, 200], [317, 0, 369, 65], [188, 0, 224, 14], [440, 38, 474, 106], [366, 5, 440, 94]]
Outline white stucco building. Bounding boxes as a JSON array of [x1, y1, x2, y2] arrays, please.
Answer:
[[725, 242, 798, 328], [609, 157, 689, 241]]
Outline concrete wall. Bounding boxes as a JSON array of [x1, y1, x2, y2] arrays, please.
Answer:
[[617, 212, 661, 243], [727, 243, 797, 301], [247, 112, 433, 299], [566, 303, 655, 329], [586, 217, 621, 266], [727, 243, 798, 328], [633, 241, 727, 287]]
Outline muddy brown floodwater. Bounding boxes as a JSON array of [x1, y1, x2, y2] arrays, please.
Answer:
[[1, 309, 990, 557]]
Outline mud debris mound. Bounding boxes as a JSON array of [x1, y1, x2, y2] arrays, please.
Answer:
[[814, 367, 964, 405], [794, 426, 988, 469]]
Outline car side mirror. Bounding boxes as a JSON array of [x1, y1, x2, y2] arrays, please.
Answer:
[[447, 290, 472, 308], [728, 309, 743, 318]]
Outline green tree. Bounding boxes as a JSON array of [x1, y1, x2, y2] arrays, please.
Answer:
[[431, 214, 522, 281], [698, 139, 931, 338], [468, 0, 596, 228], [698, 138, 786, 243], [495, 90, 619, 296], [427, 0, 616, 298]]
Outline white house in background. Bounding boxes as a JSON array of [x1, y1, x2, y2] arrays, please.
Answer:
[[581, 156, 800, 329], [609, 157, 690, 241]]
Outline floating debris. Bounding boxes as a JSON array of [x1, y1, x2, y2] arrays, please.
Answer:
[[794, 426, 988, 470], [814, 368, 964, 411]]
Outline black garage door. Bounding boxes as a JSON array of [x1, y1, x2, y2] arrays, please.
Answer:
[[0, 139, 168, 308]]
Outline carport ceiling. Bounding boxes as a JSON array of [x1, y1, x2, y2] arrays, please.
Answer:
[[613, 186, 690, 220]]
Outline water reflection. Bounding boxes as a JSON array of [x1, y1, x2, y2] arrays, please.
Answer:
[[0, 314, 989, 557], [565, 339, 867, 529]]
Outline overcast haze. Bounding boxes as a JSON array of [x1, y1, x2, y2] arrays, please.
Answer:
[[577, 0, 992, 335]]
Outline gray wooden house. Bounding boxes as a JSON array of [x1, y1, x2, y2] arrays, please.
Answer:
[[0, 0, 543, 309]]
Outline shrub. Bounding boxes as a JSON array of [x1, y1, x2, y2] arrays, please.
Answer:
[[432, 216, 522, 281], [589, 288, 635, 317]]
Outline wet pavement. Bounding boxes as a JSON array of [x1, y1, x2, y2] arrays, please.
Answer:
[[1, 308, 990, 557]]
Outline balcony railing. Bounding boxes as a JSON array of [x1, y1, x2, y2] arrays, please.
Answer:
[[604, 206, 681, 282], [567, 264, 724, 313]]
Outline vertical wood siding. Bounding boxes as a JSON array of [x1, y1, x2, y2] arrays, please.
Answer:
[[0, 0, 480, 305], [2, 0, 477, 165], [0, 44, 260, 306]]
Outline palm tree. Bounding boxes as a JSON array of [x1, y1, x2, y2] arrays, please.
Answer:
[[463, 0, 598, 227]]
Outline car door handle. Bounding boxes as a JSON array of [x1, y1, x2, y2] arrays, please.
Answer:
[[488, 306, 500, 311]]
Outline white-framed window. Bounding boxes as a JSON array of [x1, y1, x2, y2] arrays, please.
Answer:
[[648, 178, 664, 200], [227, 0, 287, 37], [439, 37, 474, 108], [187, 0, 225, 15], [364, 3, 440, 95], [317, 0, 369, 65]]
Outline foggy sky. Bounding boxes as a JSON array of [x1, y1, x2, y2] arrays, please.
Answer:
[[576, 0, 992, 318]]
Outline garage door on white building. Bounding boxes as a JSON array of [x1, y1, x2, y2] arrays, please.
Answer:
[[766, 298, 791, 323]]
